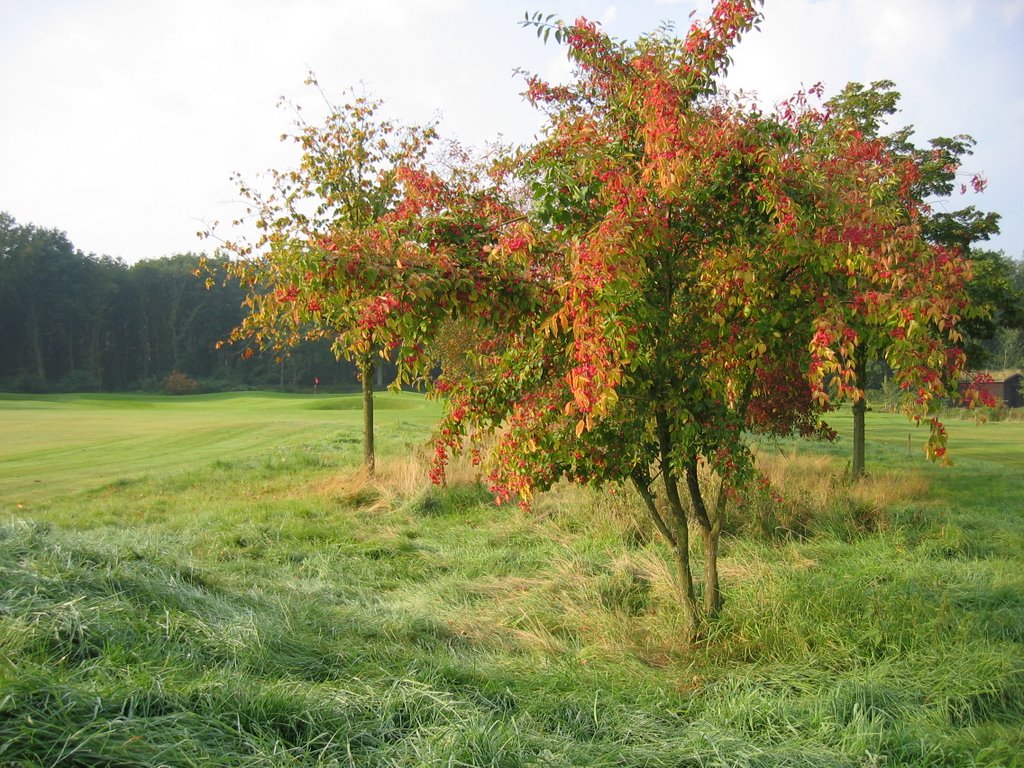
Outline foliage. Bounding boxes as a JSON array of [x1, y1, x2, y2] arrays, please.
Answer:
[[0, 212, 120, 388], [0, 213, 346, 393], [208, 79, 436, 366], [162, 370, 198, 395], [208, 75, 546, 472], [428, 2, 982, 637], [826, 80, 1014, 368], [961, 249, 1024, 363], [820, 80, 1007, 475]]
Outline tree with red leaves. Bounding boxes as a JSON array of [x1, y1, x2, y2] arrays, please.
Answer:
[[212, 6, 985, 637], [208, 77, 535, 476], [822, 79, 1000, 476], [429, 2, 983, 639]]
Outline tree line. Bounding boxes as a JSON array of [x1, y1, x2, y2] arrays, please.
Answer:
[[0, 211, 387, 393], [1, 211, 1020, 402]]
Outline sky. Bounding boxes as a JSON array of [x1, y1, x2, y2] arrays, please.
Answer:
[[1, 0, 1022, 263]]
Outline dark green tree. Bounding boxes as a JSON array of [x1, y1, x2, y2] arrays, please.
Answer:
[[0, 214, 120, 390]]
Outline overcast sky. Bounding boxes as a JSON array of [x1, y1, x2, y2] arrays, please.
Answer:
[[1, 0, 1021, 263]]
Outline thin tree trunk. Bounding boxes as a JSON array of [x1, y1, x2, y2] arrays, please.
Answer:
[[653, 408, 701, 641], [700, 526, 721, 617], [684, 459, 722, 617], [361, 356, 375, 477], [630, 470, 676, 548], [29, 305, 45, 380], [670, 502, 700, 643], [852, 354, 867, 479], [630, 470, 698, 634]]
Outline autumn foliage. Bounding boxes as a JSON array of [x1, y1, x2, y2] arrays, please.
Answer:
[[425, 2, 985, 637], [207, 82, 537, 473], [218, 3, 989, 638]]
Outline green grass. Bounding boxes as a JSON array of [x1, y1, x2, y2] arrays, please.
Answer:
[[0, 391, 437, 504], [1, 394, 1022, 766]]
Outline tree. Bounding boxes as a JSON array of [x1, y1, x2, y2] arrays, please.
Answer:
[[979, 253, 1024, 370], [209, 80, 441, 475], [429, 3, 981, 639], [1, 211, 322, 393], [824, 80, 1003, 476], [0, 213, 121, 390], [209, 79, 536, 475], [957, 249, 1024, 368]]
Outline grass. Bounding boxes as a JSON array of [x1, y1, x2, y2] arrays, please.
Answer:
[[0, 393, 1022, 766], [0, 391, 435, 504]]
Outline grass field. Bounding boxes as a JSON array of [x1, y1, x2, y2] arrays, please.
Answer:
[[0, 392, 438, 504], [1, 393, 1022, 766]]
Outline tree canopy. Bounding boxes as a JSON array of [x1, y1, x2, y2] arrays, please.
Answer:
[[203, 1, 998, 637], [0, 212, 377, 394], [422, 2, 987, 636], [207, 78, 544, 472]]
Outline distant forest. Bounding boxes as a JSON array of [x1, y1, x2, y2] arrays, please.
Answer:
[[0, 212, 388, 393], [2, 210, 1022, 394]]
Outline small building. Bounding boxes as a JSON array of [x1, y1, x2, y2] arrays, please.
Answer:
[[963, 371, 1023, 408]]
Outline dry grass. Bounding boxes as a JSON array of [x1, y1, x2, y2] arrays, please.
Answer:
[[848, 468, 930, 508], [609, 550, 678, 598], [754, 450, 840, 510], [755, 447, 930, 512], [717, 553, 774, 583], [313, 440, 488, 509]]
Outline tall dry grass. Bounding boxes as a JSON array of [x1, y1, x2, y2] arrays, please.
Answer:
[[314, 438, 489, 509], [745, 448, 931, 538]]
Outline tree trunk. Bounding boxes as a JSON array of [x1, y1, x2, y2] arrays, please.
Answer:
[[652, 409, 705, 640], [700, 526, 721, 618], [683, 460, 723, 618], [852, 354, 867, 479], [630, 470, 699, 642], [28, 305, 45, 380], [361, 356, 375, 477], [671, 515, 700, 643]]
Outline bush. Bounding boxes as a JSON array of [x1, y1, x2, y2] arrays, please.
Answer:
[[876, 377, 904, 413], [161, 371, 198, 395], [196, 375, 255, 394]]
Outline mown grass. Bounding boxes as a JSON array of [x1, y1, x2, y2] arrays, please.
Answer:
[[0, 394, 1021, 766], [0, 391, 435, 504]]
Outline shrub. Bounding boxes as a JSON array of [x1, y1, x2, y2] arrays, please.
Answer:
[[162, 370, 198, 395]]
